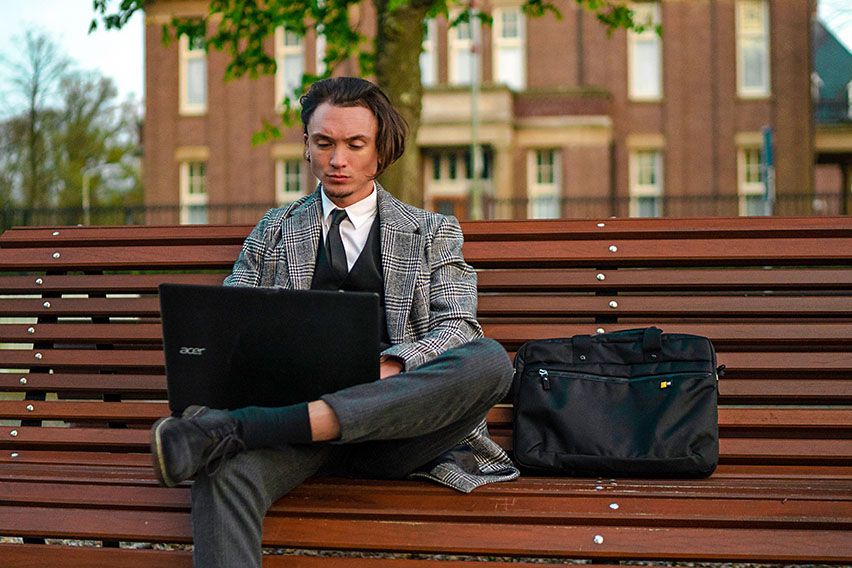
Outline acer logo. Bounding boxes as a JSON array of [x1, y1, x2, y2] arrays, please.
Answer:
[[179, 347, 206, 356]]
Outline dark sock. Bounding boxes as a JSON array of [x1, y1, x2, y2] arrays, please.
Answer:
[[229, 402, 312, 449]]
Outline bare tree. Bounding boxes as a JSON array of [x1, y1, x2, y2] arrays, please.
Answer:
[[0, 29, 69, 208]]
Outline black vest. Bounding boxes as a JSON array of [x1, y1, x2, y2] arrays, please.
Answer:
[[311, 215, 391, 350]]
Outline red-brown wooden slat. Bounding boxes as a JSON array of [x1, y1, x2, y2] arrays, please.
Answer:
[[5, 294, 850, 319], [0, 506, 848, 562], [476, 295, 852, 317], [1, 402, 849, 432], [0, 373, 166, 394], [1, 480, 848, 530], [0, 349, 163, 370], [0, 245, 241, 270], [459, 216, 852, 241], [4, 321, 852, 347], [0, 273, 226, 293], [1, 426, 849, 463], [463, 238, 852, 267], [3, 217, 847, 246], [0, 322, 163, 343], [0, 350, 848, 376], [0, 224, 252, 247], [0, 544, 563, 568], [0, 450, 151, 468], [0, 371, 809, 404], [0, 297, 160, 318], [475, 267, 852, 291]]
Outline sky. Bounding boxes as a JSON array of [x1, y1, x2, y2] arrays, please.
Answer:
[[0, 0, 850, 112]]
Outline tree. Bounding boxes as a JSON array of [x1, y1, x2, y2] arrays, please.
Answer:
[[0, 29, 69, 208], [0, 29, 143, 218], [93, 0, 641, 206]]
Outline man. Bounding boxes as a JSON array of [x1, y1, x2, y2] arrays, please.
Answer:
[[151, 76, 519, 567]]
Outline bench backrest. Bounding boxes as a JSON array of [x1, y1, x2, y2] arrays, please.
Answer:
[[1, 217, 850, 475]]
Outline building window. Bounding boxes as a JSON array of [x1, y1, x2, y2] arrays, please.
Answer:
[[492, 7, 525, 90], [179, 34, 207, 115], [275, 159, 305, 205], [738, 147, 767, 216], [527, 149, 561, 219], [275, 27, 305, 109], [736, 0, 770, 98], [628, 2, 662, 101], [449, 13, 475, 86], [180, 161, 208, 224], [629, 150, 663, 217], [421, 19, 437, 86]]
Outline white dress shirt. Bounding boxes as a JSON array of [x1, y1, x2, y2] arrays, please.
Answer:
[[320, 185, 378, 271]]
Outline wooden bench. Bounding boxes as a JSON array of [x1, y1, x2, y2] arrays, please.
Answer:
[[0, 216, 850, 566]]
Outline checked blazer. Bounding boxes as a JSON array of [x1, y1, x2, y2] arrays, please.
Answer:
[[223, 186, 519, 492]]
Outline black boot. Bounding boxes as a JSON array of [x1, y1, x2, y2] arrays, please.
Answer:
[[151, 405, 246, 487]]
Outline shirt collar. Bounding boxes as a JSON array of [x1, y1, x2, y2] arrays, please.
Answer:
[[320, 183, 378, 230]]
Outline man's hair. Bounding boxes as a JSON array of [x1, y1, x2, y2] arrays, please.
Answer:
[[300, 77, 408, 178]]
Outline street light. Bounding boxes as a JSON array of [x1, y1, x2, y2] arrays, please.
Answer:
[[81, 162, 123, 225]]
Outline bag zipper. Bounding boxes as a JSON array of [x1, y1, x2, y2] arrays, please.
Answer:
[[530, 368, 713, 389], [538, 369, 551, 390]]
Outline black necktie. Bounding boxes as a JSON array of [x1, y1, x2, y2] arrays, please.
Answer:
[[327, 208, 349, 280]]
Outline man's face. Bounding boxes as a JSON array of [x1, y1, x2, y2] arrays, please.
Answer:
[[305, 102, 380, 207]]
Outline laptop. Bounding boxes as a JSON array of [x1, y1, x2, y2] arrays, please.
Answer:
[[159, 284, 381, 414]]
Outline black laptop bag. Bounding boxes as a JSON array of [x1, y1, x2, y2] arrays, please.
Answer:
[[512, 327, 720, 477]]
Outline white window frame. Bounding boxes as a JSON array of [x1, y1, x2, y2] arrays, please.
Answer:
[[275, 27, 305, 110], [315, 27, 327, 76], [179, 161, 208, 225], [275, 158, 306, 205], [736, 0, 771, 98], [492, 6, 526, 91], [179, 34, 207, 115], [527, 149, 561, 219], [628, 2, 662, 101], [629, 149, 663, 218], [737, 146, 767, 216], [420, 19, 437, 87], [448, 11, 476, 86]]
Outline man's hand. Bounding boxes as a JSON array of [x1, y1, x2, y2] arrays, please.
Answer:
[[379, 357, 404, 379]]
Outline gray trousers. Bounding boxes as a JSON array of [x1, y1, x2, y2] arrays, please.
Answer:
[[190, 337, 513, 567]]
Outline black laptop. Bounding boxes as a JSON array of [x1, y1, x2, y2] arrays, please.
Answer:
[[159, 284, 381, 414]]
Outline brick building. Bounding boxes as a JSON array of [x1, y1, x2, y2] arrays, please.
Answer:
[[144, 0, 821, 222]]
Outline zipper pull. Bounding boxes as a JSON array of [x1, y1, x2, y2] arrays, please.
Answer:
[[538, 369, 551, 391]]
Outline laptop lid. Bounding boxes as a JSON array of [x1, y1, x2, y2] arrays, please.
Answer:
[[159, 284, 381, 413]]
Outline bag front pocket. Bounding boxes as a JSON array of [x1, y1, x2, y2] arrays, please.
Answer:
[[514, 368, 718, 474]]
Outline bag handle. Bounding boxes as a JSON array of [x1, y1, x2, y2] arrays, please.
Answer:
[[642, 327, 663, 352]]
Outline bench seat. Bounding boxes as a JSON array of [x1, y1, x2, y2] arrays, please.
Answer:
[[1, 216, 850, 565]]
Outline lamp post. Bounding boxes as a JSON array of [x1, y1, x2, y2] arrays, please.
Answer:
[[469, 0, 482, 220]]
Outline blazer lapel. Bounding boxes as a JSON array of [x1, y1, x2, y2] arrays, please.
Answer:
[[279, 192, 322, 290], [377, 189, 422, 344]]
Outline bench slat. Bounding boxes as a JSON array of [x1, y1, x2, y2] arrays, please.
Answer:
[[463, 238, 852, 267], [0, 273, 226, 293], [1, 481, 849, 530], [0, 246, 241, 270], [1, 506, 848, 562], [476, 294, 852, 317], [476, 267, 852, 291]]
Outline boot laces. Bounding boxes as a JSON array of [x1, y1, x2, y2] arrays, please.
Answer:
[[200, 421, 246, 476]]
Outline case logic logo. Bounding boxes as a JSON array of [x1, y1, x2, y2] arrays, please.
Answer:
[[179, 347, 206, 356]]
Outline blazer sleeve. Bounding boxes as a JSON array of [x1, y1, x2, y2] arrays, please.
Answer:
[[381, 215, 483, 370], [223, 208, 276, 287]]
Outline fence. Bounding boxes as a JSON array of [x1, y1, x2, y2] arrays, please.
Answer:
[[0, 192, 846, 233]]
